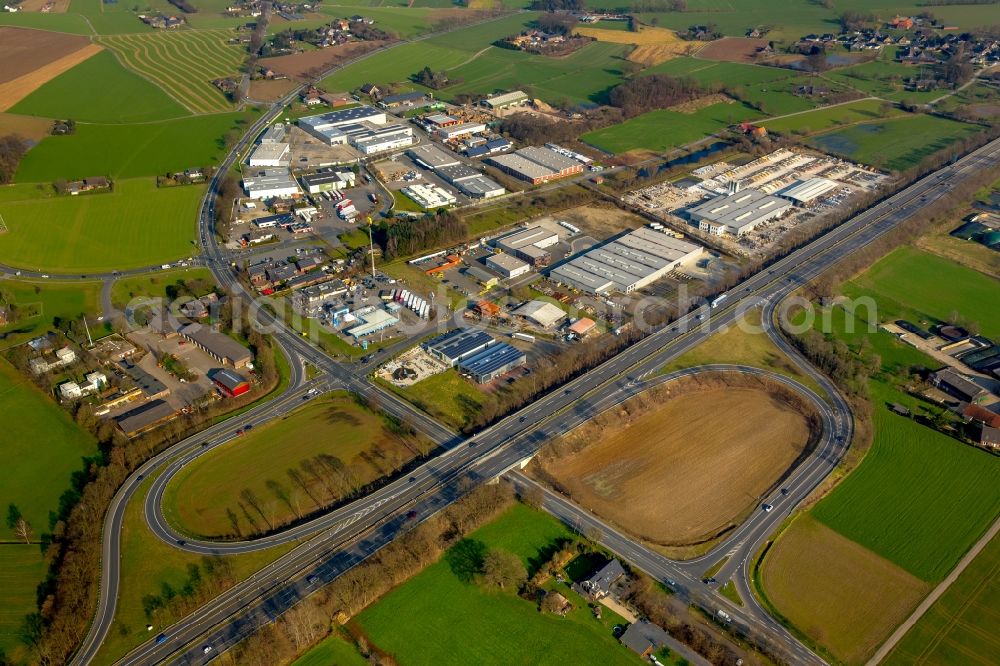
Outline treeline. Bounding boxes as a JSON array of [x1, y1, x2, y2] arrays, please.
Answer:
[[0, 134, 29, 184], [609, 73, 705, 118], [413, 65, 453, 90], [500, 108, 624, 145], [216, 484, 515, 666], [16, 322, 285, 665], [374, 211, 469, 260], [529, 0, 586, 10], [922, 0, 996, 5], [167, 0, 197, 12]]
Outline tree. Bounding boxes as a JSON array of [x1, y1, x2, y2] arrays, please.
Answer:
[[0, 135, 29, 185], [6, 504, 22, 530], [481, 549, 527, 590], [14, 518, 32, 545]]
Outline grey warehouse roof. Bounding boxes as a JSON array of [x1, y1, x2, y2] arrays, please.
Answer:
[[458, 343, 525, 376], [408, 144, 461, 169], [687, 189, 792, 230]]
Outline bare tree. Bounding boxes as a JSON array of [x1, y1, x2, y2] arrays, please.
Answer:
[[14, 517, 33, 544], [481, 549, 526, 590]]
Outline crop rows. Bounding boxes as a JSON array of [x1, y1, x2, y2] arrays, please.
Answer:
[[100, 29, 244, 114]]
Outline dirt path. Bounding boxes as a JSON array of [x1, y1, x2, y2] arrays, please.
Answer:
[[866, 516, 1000, 666]]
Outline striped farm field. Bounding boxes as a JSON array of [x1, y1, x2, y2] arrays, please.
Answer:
[[100, 29, 244, 114]]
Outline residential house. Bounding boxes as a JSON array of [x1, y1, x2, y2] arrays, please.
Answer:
[[580, 559, 625, 599]]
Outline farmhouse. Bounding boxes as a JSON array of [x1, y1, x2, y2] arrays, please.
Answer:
[[487, 146, 583, 184], [514, 300, 566, 329], [248, 142, 290, 167], [210, 368, 251, 397], [482, 90, 530, 111], [931, 369, 988, 404], [580, 558, 625, 599], [457, 342, 526, 383], [981, 425, 1000, 449], [29, 346, 76, 375], [687, 188, 792, 236], [379, 91, 428, 109], [484, 252, 531, 279], [178, 324, 253, 368], [423, 328, 495, 366], [549, 227, 703, 295]]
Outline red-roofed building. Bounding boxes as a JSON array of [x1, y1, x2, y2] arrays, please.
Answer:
[[211, 368, 251, 397]]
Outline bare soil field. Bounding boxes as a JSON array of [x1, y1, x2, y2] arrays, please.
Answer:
[[531, 376, 817, 547], [248, 78, 299, 102], [260, 41, 386, 80], [761, 515, 929, 664], [576, 25, 689, 66], [696, 37, 768, 63], [0, 28, 101, 111], [18, 0, 70, 11], [0, 27, 92, 82], [0, 113, 54, 145]]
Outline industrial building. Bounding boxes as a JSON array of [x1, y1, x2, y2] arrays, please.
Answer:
[[402, 183, 456, 208], [297, 106, 387, 144], [299, 169, 356, 194], [178, 324, 253, 368], [458, 343, 526, 383], [482, 90, 530, 111], [437, 122, 487, 141], [456, 175, 505, 199], [114, 399, 176, 437], [494, 225, 559, 266], [484, 252, 531, 279], [486, 146, 584, 184], [242, 169, 300, 200], [408, 144, 461, 170], [514, 300, 566, 328], [687, 188, 792, 236], [259, 123, 286, 143], [248, 142, 290, 167], [346, 308, 399, 339], [549, 227, 703, 295], [465, 266, 499, 288], [778, 177, 839, 204], [351, 124, 414, 155], [423, 328, 495, 366]]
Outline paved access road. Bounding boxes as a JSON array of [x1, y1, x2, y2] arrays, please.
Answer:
[[104, 138, 1000, 665]]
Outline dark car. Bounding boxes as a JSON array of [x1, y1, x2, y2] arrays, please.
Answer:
[[155, 633, 168, 645], [406, 510, 418, 520], [780, 488, 789, 496]]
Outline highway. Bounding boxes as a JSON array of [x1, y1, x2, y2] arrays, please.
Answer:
[[98, 137, 1000, 665]]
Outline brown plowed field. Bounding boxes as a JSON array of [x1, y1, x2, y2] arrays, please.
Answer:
[[248, 78, 299, 102], [696, 37, 769, 63], [18, 0, 70, 11], [534, 385, 813, 546], [260, 41, 387, 80], [0, 113, 53, 144], [0, 28, 101, 111]]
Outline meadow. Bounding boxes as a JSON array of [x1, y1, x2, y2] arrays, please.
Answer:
[[93, 471, 298, 666], [884, 532, 1000, 665], [762, 98, 904, 135], [382, 367, 485, 431], [0, 178, 203, 273], [0, 358, 97, 656], [0, 279, 103, 349], [291, 633, 367, 666], [110, 267, 216, 310], [356, 503, 640, 666], [841, 245, 1000, 339], [162, 392, 434, 538], [826, 57, 942, 104], [581, 101, 760, 154], [807, 114, 980, 171], [10, 49, 190, 123], [99, 29, 245, 114], [15, 112, 249, 181]]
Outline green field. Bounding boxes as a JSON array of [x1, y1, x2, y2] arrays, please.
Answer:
[[383, 367, 485, 431], [826, 57, 942, 104], [93, 471, 298, 665], [582, 101, 761, 154], [317, 4, 438, 39], [841, 245, 1000, 339], [163, 392, 434, 538], [111, 267, 216, 310], [884, 531, 1000, 665], [0, 10, 93, 34], [762, 98, 905, 135], [0, 358, 98, 656], [0, 545, 47, 659], [356, 503, 641, 666], [0, 178, 203, 273], [100, 29, 244, 113], [0, 279, 104, 348], [15, 113, 248, 181], [807, 114, 980, 171], [10, 50, 189, 123], [291, 634, 367, 666]]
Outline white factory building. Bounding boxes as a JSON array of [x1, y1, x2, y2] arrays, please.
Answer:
[[548, 227, 703, 295], [485, 252, 531, 279], [299, 169, 356, 194], [778, 177, 839, 204], [402, 183, 456, 208], [297, 106, 413, 154], [686, 188, 792, 236], [248, 141, 290, 167], [242, 168, 301, 199]]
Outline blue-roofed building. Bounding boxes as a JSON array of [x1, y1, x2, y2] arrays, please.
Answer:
[[485, 138, 511, 153], [423, 328, 494, 366], [464, 145, 489, 158], [458, 343, 526, 383]]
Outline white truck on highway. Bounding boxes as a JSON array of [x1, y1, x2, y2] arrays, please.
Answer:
[[710, 293, 728, 308]]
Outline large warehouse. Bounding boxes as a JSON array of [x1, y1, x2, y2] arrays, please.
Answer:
[[494, 225, 559, 266], [486, 146, 584, 185], [298, 106, 387, 144], [248, 142, 290, 167], [778, 177, 838, 204], [299, 169, 356, 194], [687, 188, 792, 236], [482, 90, 530, 112], [408, 144, 461, 170], [242, 169, 300, 199], [548, 227, 703, 295], [458, 343, 526, 383], [484, 252, 530, 279]]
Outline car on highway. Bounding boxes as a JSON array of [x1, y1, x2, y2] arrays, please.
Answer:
[[156, 633, 168, 645], [702, 577, 717, 584], [780, 488, 789, 496], [306, 575, 319, 586], [235, 429, 244, 437], [405, 510, 418, 520], [203, 645, 213, 654], [761, 503, 774, 512]]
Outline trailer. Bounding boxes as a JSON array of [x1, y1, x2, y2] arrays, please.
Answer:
[[512, 332, 535, 343], [710, 293, 728, 308], [557, 221, 580, 235]]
